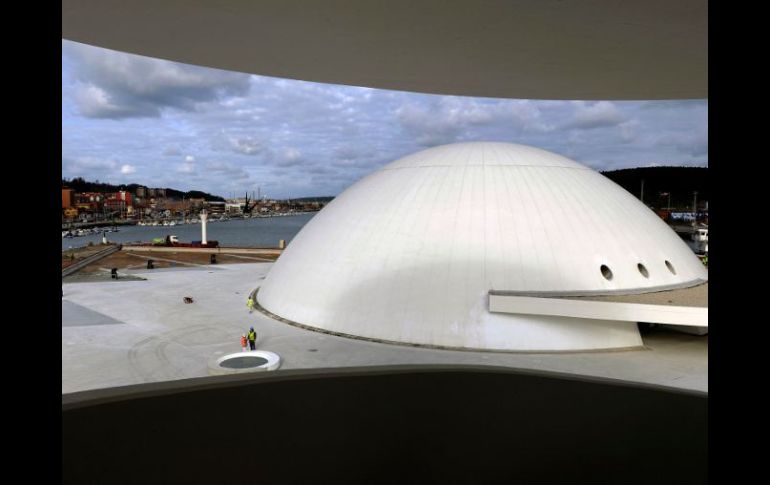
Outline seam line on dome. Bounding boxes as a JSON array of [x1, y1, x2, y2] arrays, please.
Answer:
[[254, 288, 646, 355], [380, 163, 596, 172], [380, 165, 591, 171]]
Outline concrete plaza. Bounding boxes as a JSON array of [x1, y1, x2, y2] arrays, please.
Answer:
[[62, 263, 707, 394]]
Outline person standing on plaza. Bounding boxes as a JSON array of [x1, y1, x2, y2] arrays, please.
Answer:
[[248, 327, 257, 350], [246, 296, 254, 313], [240, 334, 248, 352]]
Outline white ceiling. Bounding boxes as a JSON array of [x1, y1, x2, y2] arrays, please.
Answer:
[[62, 0, 707, 100]]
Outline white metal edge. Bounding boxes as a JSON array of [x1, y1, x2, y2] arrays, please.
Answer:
[[489, 294, 708, 327]]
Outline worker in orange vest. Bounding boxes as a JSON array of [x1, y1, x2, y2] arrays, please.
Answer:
[[240, 334, 248, 352]]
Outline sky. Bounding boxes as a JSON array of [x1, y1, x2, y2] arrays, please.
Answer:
[[62, 40, 708, 200]]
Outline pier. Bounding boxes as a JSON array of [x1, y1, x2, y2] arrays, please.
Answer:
[[62, 219, 137, 230]]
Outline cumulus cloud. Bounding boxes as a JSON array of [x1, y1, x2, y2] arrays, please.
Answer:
[[275, 148, 306, 167], [64, 40, 251, 119], [656, 130, 708, 157], [62, 41, 707, 198], [396, 97, 549, 146], [63, 156, 117, 173], [396, 102, 463, 146], [205, 161, 251, 179], [163, 146, 182, 156], [333, 145, 366, 160], [681, 127, 708, 157], [73, 84, 152, 119], [564, 101, 625, 130], [306, 165, 338, 175], [618, 121, 639, 143], [177, 160, 196, 174], [209, 131, 272, 157], [229, 136, 269, 156]]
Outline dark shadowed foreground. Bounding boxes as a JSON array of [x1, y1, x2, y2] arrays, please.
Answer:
[[63, 366, 706, 484]]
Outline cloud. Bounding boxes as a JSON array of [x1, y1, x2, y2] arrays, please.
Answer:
[[205, 161, 251, 179], [64, 40, 251, 119], [685, 130, 708, 157], [395, 97, 549, 146], [564, 101, 625, 130], [618, 121, 639, 143], [120, 164, 136, 174], [209, 131, 272, 157], [396, 102, 463, 146], [73, 84, 156, 119], [655, 128, 708, 157], [62, 41, 707, 198], [63, 156, 117, 173], [177, 160, 196, 174], [275, 148, 305, 167], [306, 165, 338, 175], [229, 136, 269, 156]]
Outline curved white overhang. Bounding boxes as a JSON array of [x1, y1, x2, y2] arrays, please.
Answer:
[[62, 0, 707, 100]]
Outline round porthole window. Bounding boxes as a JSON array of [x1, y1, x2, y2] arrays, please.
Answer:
[[637, 263, 649, 278], [665, 260, 676, 275], [600, 265, 613, 281]]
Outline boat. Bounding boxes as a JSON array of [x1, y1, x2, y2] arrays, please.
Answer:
[[148, 234, 219, 248], [690, 225, 708, 254]]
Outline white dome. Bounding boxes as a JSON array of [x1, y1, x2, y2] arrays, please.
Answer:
[[258, 142, 707, 351]]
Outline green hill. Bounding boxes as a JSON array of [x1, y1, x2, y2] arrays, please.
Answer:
[[600, 167, 707, 209], [62, 177, 225, 202], [288, 196, 335, 203]]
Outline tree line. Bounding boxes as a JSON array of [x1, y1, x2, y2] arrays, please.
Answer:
[[61, 177, 226, 202], [600, 166, 707, 209]]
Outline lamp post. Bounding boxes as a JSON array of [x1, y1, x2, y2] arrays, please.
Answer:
[[200, 209, 208, 245], [692, 191, 698, 226]]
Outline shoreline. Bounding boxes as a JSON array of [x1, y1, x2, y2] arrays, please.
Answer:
[[63, 210, 319, 230], [63, 244, 281, 277], [62, 212, 315, 251]]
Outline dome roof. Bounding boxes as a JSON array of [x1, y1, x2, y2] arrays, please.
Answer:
[[258, 142, 706, 351]]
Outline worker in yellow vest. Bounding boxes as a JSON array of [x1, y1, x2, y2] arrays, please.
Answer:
[[248, 327, 257, 350], [246, 296, 254, 313]]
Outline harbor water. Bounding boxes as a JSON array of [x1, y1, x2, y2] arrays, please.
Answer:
[[62, 213, 316, 251], [64, 212, 706, 256]]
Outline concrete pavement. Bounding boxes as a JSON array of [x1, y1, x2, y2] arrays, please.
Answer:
[[62, 263, 708, 394]]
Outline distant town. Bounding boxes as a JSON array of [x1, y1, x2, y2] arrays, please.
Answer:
[[61, 178, 333, 227], [62, 166, 708, 228]]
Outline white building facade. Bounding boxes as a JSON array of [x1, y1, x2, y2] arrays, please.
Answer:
[[258, 142, 707, 351]]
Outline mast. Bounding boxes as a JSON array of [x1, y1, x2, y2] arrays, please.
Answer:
[[692, 191, 698, 226]]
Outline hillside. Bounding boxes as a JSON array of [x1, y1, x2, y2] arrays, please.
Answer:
[[289, 196, 335, 203], [61, 177, 225, 202], [600, 167, 707, 209]]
